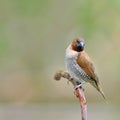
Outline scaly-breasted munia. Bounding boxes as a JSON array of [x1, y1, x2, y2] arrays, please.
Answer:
[[65, 37, 105, 99]]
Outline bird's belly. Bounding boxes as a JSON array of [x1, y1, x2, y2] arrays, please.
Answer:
[[65, 58, 90, 83]]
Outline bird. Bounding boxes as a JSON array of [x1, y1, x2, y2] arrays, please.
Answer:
[[65, 37, 105, 99]]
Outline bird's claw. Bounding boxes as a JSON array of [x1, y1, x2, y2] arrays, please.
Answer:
[[74, 84, 82, 90], [73, 83, 85, 97], [74, 81, 86, 90]]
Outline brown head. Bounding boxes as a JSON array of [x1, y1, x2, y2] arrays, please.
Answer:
[[71, 38, 85, 52]]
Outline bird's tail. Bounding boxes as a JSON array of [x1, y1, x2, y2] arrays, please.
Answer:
[[89, 80, 106, 99], [96, 82, 106, 99]]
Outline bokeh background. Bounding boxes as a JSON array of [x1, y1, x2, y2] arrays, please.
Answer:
[[0, 0, 120, 120]]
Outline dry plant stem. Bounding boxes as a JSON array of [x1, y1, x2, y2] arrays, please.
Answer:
[[76, 88, 87, 120], [54, 70, 87, 120]]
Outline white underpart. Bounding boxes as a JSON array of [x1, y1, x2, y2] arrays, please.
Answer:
[[65, 45, 90, 84]]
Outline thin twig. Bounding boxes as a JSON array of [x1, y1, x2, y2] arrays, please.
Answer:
[[54, 70, 87, 120], [76, 88, 87, 120]]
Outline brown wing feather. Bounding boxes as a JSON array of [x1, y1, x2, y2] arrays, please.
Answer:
[[77, 51, 98, 81], [77, 51, 106, 99]]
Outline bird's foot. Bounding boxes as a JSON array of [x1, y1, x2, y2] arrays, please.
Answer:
[[74, 81, 86, 90], [74, 83, 85, 97], [74, 84, 82, 90], [67, 77, 74, 84]]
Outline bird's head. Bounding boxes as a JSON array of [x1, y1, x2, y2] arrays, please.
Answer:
[[71, 38, 85, 52]]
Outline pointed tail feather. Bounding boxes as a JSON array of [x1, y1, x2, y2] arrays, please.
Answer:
[[97, 85, 106, 99], [89, 80, 106, 99]]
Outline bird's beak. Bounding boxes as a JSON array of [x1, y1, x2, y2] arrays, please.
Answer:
[[79, 41, 85, 47]]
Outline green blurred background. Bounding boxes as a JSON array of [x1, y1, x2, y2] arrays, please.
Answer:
[[0, 0, 120, 120]]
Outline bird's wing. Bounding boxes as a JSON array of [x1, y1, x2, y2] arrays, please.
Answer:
[[77, 51, 98, 81], [77, 51, 106, 99]]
